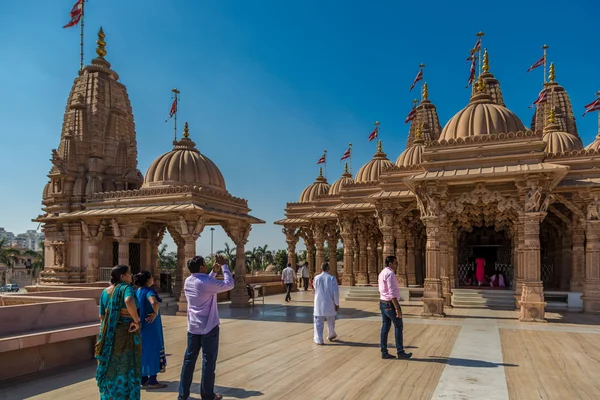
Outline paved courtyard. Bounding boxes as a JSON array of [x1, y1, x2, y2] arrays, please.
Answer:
[[2, 289, 600, 400]]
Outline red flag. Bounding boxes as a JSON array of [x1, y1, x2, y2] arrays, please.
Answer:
[[317, 154, 326, 164], [527, 54, 545, 72], [528, 89, 547, 109], [409, 69, 423, 92], [583, 98, 600, 117], [466, 56, 476, 88], [340, 148, 351, 161], [466, 38, 482, 61], [63, 0, 83, 28], [405, 107, 417, 123], [367, 126, 379, 142], [165, 97, 177, 122]]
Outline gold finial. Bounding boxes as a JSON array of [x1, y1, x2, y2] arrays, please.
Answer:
[[422, 83, 429, 101], [96, 27, 107, 59], [483, 48, 489, 73], [548, 108, 556, 124], [476, 74, 487, 93], [344, 162, 349, 173], [319, 167, 323, 177], [415, 124, 423, 140], [183, 121, 190, 138], [548, 62, 555, 82], [377, 140, 382, 152]]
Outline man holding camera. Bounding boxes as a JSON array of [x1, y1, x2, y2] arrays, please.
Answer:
[[178, 254, 233, 400]]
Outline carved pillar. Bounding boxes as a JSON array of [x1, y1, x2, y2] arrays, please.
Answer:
[[514, 215, 525, 304], [367, 233, 378, 283], [283, 227, 298, 270], [174, 239, 185, 300], [448, 229, 457, 289], [421, 216, 445, 317], [395, 230, 408, 287], [339, 216, 355, 286], [439, 221, 451, 307], [224, 222, 252, 307], [313, 223, 326, 274], [356, 230, 368, 284], [583, 220, 600, 313], [150, 226, 165, 285], [406, 232, 416, 285], [377, 242, 383, 272], [519, 212, 546, 322], [560, 228, 572, 291], [81, 221, 104, 283], [571, 219, 585, 291], [306, 240, 315, 277], [377, 206, 395, 282], [327, 236, 338, 279]]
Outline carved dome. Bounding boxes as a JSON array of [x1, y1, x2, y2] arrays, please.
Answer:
[[355, 142, 395, 183], [543, 123, 583, 154], [328, 164, 354, 195], [143, 123, 226, 190], [299, 168, 330, 202]]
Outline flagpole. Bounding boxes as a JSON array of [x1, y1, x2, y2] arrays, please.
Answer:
[[419, 64, 426, 96], [172, 88, 180, 142], [374, 121, 380, 151], [542, 44, 549, 84], [349, 142, 353, 175], [597, 91, 600, 135], [324, 150, 327, 179], [477, 32, 485, 76], [80, 0, 85, 70]]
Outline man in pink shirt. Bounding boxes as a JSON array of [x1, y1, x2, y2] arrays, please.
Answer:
[[378, 255, 412, 360]]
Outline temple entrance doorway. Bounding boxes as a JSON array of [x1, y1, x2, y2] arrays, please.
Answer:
[[456, 226, 513, 289]]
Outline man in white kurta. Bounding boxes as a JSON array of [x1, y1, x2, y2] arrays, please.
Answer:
[[313, 262, 340, 345]]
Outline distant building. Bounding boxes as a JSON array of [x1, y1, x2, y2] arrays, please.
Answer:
[[0, 228, 43, 251], [0, 227, 15, 245]]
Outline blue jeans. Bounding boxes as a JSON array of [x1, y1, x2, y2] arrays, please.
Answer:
[[380, 302, 404, 354], [178, 326, 220, 400]]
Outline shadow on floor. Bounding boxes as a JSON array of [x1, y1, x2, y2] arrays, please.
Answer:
[[148, 381, 263, 398], [219, 304, 379, 324], [330, 340, 419, 350], [411, 356, 518, 368]]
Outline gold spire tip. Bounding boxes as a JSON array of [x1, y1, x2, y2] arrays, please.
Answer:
[[542, 44, 549, 49], [344, 162, 349, 173], [96, 27, 107, 59], [483, 48, 490, 73], [415, 124, 423, 140], [319, 167, 323, 176], [548, 62, 555, 82], [377, 140, 382, 152], [374, 121, 380, 126], [422, 82, 429, 101], [183, 121, 190, 138], [477, 31, 485, 37], [476, 74, 487, 93], [172, 88, 180, 94]]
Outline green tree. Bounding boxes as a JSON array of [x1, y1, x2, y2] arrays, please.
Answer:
[[273, 249, 287, 271], [158, 244, 177, 270], [217, 242, 236, 268], [0, 239, 20, 269]]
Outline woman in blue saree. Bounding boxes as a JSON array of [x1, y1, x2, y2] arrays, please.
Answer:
[[95, 265, 142, 399], [134, 271, 168, 389]]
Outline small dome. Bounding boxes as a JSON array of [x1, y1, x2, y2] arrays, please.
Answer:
[[543, 126, 583, 154], [265, 264, 278, 273], [299, 168, 330, 202], [355, 142, 395, 183], [143, 123, 226, 190], [440, 86, 525, 142], [329, 164, 354, 195], [585, 135, 600, 152], [42, 182, 51, 200]]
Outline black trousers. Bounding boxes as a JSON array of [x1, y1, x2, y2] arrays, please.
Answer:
[[302, 277, 309, 291], [285, 283, 293, 301]]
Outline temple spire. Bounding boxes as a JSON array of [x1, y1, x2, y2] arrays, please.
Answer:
[[377, 140, 382, 152], [422, 83, 429, 102], [344, 162, 349, 173], [96, 27, 107, 59], [548, 62, 555, 83], [183, 121, 190, 138], [548, 108, 556, 124], [483, 48, 490, 73]]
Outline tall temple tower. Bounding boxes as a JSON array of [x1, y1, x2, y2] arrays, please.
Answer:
[[42, 28, 142, 215]]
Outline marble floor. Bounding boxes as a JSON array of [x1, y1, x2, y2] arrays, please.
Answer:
[[2, 289, 600, 400]]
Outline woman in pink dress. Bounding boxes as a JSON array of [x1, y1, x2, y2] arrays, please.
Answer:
[[475, 257, 485, 286]]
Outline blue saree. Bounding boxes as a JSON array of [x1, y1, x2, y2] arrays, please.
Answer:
[[136, 286, 167, 377], [95, 283, 142, 400]]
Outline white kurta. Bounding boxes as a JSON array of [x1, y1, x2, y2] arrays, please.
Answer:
[[313, 272, 339, 316]]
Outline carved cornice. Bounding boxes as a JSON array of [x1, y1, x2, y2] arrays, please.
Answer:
[[426, 130, 541, 148], [88, 185, 248, 206], [545, 148, 600, 159]]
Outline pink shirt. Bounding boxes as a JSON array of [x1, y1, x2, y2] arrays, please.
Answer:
[[378, 267, 400, 301], [184, 266, 234, 335]]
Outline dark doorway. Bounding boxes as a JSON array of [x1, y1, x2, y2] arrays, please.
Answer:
[[111, 242, 142, 274]]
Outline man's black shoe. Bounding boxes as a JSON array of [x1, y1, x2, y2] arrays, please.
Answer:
[[381, 352, 395, 359], [397, 352, 413, 359]]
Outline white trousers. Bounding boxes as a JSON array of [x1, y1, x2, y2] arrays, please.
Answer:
[[314, 315, 336, 344]]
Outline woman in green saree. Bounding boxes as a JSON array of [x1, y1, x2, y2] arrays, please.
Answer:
[[95, 265, 142, 399]]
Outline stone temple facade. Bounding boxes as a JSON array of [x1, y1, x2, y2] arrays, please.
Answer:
[[276, 51, 600, 322], [35, 29, 264, 310]]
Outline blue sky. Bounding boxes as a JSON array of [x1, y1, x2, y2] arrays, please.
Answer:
[[0, 0, 599, 256]]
